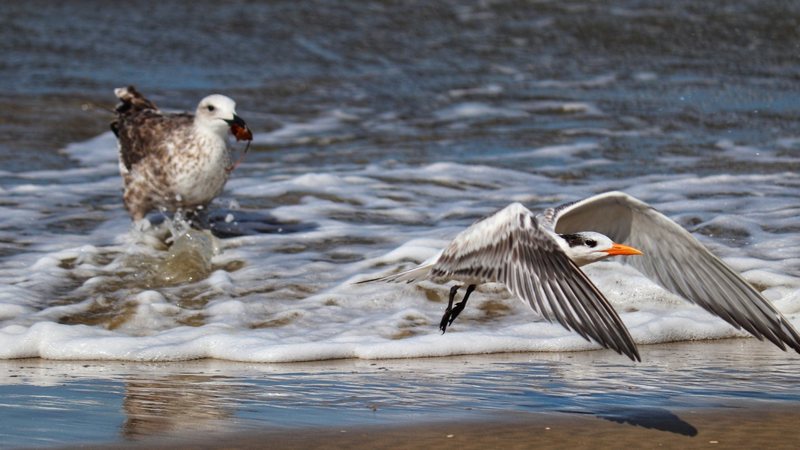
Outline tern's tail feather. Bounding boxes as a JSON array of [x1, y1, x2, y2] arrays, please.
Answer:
[[356, 261, 435, 284]]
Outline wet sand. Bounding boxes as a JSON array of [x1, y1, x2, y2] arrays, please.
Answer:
[[0, 339, 795, 449], [75, 401, 800, 450]]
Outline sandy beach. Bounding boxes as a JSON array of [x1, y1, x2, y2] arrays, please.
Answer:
[[1, 340, 797, 448], [79, 404, 800, 449]]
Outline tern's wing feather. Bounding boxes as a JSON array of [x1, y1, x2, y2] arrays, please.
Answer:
[[430, 203, 641, 361], [552, 191, 800, 353]]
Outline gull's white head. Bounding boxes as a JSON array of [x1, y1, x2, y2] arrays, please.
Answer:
[[558, 231, 643, 267], [195, 94, 250, 139]]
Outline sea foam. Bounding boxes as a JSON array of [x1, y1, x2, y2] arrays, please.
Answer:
[[0, 125, 798, 362]]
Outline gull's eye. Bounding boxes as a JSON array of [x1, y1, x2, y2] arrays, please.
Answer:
[[585, 239, 597, 248], [207, 105, 215, 112]]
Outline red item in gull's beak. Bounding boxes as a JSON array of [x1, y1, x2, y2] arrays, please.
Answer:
[[230, 123, 253, 141]]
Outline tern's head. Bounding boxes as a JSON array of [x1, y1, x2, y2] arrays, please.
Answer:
[[195, 94, 252, 140], [558, 231, 643, 267]]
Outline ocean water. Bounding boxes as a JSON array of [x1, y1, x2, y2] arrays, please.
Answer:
[[2, 131, 798, 362], [1, 0, 800, 446]]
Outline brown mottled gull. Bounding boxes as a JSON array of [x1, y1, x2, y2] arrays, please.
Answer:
[[110, 86, 252, 221]]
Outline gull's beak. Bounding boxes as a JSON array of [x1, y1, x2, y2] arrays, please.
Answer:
[[224, 114, 247, 128], [224, 114, 253, 141], [605, 242, 643, 256]]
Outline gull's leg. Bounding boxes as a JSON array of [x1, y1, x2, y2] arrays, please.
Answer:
[[188, 206, 210, 230], [448, 284, 476, 327], [439, 285, 460, 333]]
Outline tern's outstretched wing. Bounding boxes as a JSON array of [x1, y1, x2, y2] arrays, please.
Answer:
[[550, 191, 800, 353], [429, 202, 640, 361]]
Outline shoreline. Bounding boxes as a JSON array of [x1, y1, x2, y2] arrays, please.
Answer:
[[73, 401, 800, 449], [2, 340, 798, 449]]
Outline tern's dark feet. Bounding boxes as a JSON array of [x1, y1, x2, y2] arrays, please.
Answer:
[[439, 309, 452, 333], [439, 285, 459, 333], [438, 284, 477, 334], [447, 299, 468, 326]]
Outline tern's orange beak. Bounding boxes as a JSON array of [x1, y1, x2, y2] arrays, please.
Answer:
[[605, 243, 643, 256]]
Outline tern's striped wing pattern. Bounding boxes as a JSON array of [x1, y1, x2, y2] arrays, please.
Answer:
[[551, 191, 800, 353], [429, 203, 641, 361]]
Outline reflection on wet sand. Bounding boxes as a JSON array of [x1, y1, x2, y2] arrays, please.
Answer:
[[100, 405, 800, 449], [1, 340, 799, 447], [121, 375, 238, 439]]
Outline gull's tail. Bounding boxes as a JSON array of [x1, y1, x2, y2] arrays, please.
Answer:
[[111, 86, 159, 137], [113, 86, 158, 113]]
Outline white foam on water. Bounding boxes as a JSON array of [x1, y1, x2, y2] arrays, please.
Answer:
[[252, 110, 353, 146], [534, 74, 618, 89], [0, 125, 798, 363], [433, 102, 529, 122]]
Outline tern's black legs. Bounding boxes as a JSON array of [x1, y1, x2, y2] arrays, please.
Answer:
[[439, 286, 459, 333], [439, 284, 477, 333], [450, 284, 476, 323]]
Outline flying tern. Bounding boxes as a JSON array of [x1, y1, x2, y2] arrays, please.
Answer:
[[359, 191, 800, 362]]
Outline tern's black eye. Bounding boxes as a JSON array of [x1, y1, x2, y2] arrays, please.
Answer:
[[207, 105, 215, 112], [585, 239, 597, 248]]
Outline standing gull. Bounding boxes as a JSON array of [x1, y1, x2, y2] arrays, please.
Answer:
[[110, 86, 253, 221], [359, 191, 800, 361]]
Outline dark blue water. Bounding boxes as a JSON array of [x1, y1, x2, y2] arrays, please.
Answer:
[[2, 0, 799, 174]]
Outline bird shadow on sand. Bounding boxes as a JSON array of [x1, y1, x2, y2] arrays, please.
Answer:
[[561, 406, 698, 437]]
